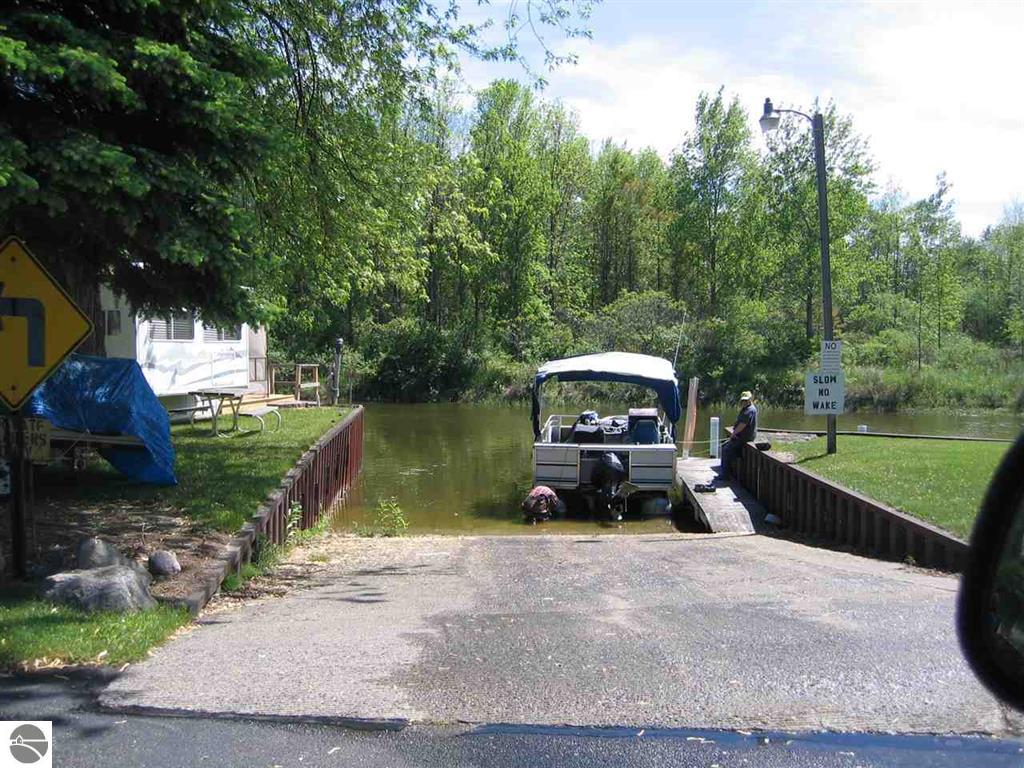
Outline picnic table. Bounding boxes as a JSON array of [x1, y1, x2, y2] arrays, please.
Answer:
[[188, 388, 247, 436]]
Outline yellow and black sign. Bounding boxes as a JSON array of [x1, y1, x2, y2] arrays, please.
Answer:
[[0, 236, 93, 409]]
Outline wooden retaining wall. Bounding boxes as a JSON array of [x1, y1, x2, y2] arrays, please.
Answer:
[[736, 443, 968, 571], [172, 406, 364, 614]]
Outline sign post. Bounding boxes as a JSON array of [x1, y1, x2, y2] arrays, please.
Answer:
[[0, 237, 92, 577]]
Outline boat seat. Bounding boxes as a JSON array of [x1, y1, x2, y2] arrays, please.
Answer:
[[569, 423, 604, 444], [628, 419, 660, 445], [627, 407, 659, 432]]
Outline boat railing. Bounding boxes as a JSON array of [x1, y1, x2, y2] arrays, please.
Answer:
[[538, 413, 673, 445]]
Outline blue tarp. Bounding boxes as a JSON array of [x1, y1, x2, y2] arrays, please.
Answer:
[[26, 354, 177, 485], [531, 352, 682, 438]]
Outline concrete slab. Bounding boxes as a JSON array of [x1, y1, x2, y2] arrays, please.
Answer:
[[103, 534, 1009, 734], [676, 457, 766, 533]]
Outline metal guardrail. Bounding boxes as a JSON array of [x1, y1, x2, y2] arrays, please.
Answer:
[[255, 405, 364, 546], [737, 443, 968, 571]]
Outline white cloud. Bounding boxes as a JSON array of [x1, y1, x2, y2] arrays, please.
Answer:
[[460, 1, 1024, 235]]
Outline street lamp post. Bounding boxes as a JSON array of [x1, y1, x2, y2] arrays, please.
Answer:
[[760, 97, 837, 454]]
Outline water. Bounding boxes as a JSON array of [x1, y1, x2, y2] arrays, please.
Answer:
[[334, 402, 678, 535], [335, 402, 1023, 535], [681, 404, 1024, 458]]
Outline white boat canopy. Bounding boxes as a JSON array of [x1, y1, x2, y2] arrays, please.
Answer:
[[531, 352, 682, 438]]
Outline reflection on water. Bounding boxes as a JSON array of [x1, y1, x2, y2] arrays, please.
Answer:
[[335, 402, 1023, 534]]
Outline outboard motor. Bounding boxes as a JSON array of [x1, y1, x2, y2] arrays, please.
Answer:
[[592, 452, 627, 523]]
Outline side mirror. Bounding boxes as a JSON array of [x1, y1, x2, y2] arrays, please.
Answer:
[[957, 430, 1024, 710]]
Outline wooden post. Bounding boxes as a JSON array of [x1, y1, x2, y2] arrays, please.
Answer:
[[681, 377, 698, 458], [8, 412, 28, 578]]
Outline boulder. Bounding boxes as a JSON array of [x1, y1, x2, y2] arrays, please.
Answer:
[[44, 565, 156, 612], [76, 537, 127, 569], [148, 550, 181, 577]]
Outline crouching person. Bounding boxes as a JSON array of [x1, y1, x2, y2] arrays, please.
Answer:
[[522, 485, 565, 524]]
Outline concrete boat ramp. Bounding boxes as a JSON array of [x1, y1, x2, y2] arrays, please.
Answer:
[[101, 533, 1010, 735], [676, 456, 768, 534]]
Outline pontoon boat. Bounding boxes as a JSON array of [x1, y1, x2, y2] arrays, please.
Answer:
[[530, 352, 680, 520]]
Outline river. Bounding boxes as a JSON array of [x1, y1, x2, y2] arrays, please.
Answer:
[[333, 402, 1023, 535]]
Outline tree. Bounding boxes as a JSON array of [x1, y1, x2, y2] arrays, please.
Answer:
[[587, 142, 672, 305], [904, 175, 963, 365], [468, 80, 550, 355], [669, 89, 755, 316], [1, 0, 276, 349], [759, 102, 874, 340], [535, 101, 591, 325]]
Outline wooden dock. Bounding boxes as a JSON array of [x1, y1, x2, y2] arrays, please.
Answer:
[[676, 457, 768, 534]]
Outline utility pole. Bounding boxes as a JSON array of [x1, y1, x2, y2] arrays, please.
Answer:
[[760, 100, 838, 454], [813, 112, 837, 454]]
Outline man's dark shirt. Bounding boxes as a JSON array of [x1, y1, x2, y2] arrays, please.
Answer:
[[733, 404, 757, 444]]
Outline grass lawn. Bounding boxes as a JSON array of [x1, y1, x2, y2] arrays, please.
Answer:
[[785, 435, 1008, 539], [36, 406, 347, 532], [0, 592, 190, 669], [0, 407, 346, 670]]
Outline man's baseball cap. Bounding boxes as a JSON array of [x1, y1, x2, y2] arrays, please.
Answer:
[[739, 390, 753, 401]]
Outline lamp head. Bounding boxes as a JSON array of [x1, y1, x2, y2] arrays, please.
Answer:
[[759, 97, 780, 133]]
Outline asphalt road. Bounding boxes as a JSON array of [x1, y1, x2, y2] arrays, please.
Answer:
[[101, 533, 1011, 734], [2, 671, 1023, 768]]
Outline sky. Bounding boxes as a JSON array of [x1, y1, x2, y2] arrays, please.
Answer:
[[457, 0, 1024, 236]]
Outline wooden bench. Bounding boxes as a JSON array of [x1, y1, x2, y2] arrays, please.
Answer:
[[239, 406, 282, 433]]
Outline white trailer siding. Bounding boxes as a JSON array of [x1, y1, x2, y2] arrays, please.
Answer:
[[136, 316, 249, 395], [99, 287, 251, 397]]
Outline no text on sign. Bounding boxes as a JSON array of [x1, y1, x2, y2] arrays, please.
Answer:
[[0, 237, 92, 409], [804, 371, 846, 415]]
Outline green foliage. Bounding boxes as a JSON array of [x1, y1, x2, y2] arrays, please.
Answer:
[[360, 319, 479, 401], [669, 89, 757, 315], [580, 291, 685, 358], [5, 4, 1020, 409], [1, 0, 275, 330], [354, 497, 409, 538]]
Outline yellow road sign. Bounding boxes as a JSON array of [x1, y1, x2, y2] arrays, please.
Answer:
[[0, 237, 93, 409]]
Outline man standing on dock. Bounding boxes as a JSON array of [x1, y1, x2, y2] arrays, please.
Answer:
[[720, 390, 757, 479]]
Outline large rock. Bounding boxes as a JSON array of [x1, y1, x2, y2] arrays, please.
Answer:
[[44, 565, 156, 612], [76, 537, 128, 569], [148, 550, 181, 577]]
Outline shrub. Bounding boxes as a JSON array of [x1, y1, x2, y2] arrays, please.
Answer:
[[359, 319, 479, 401]]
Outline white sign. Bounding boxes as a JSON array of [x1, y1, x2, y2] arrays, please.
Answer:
[[804, 371, 845, 415], [821, 340, 842, 371]]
